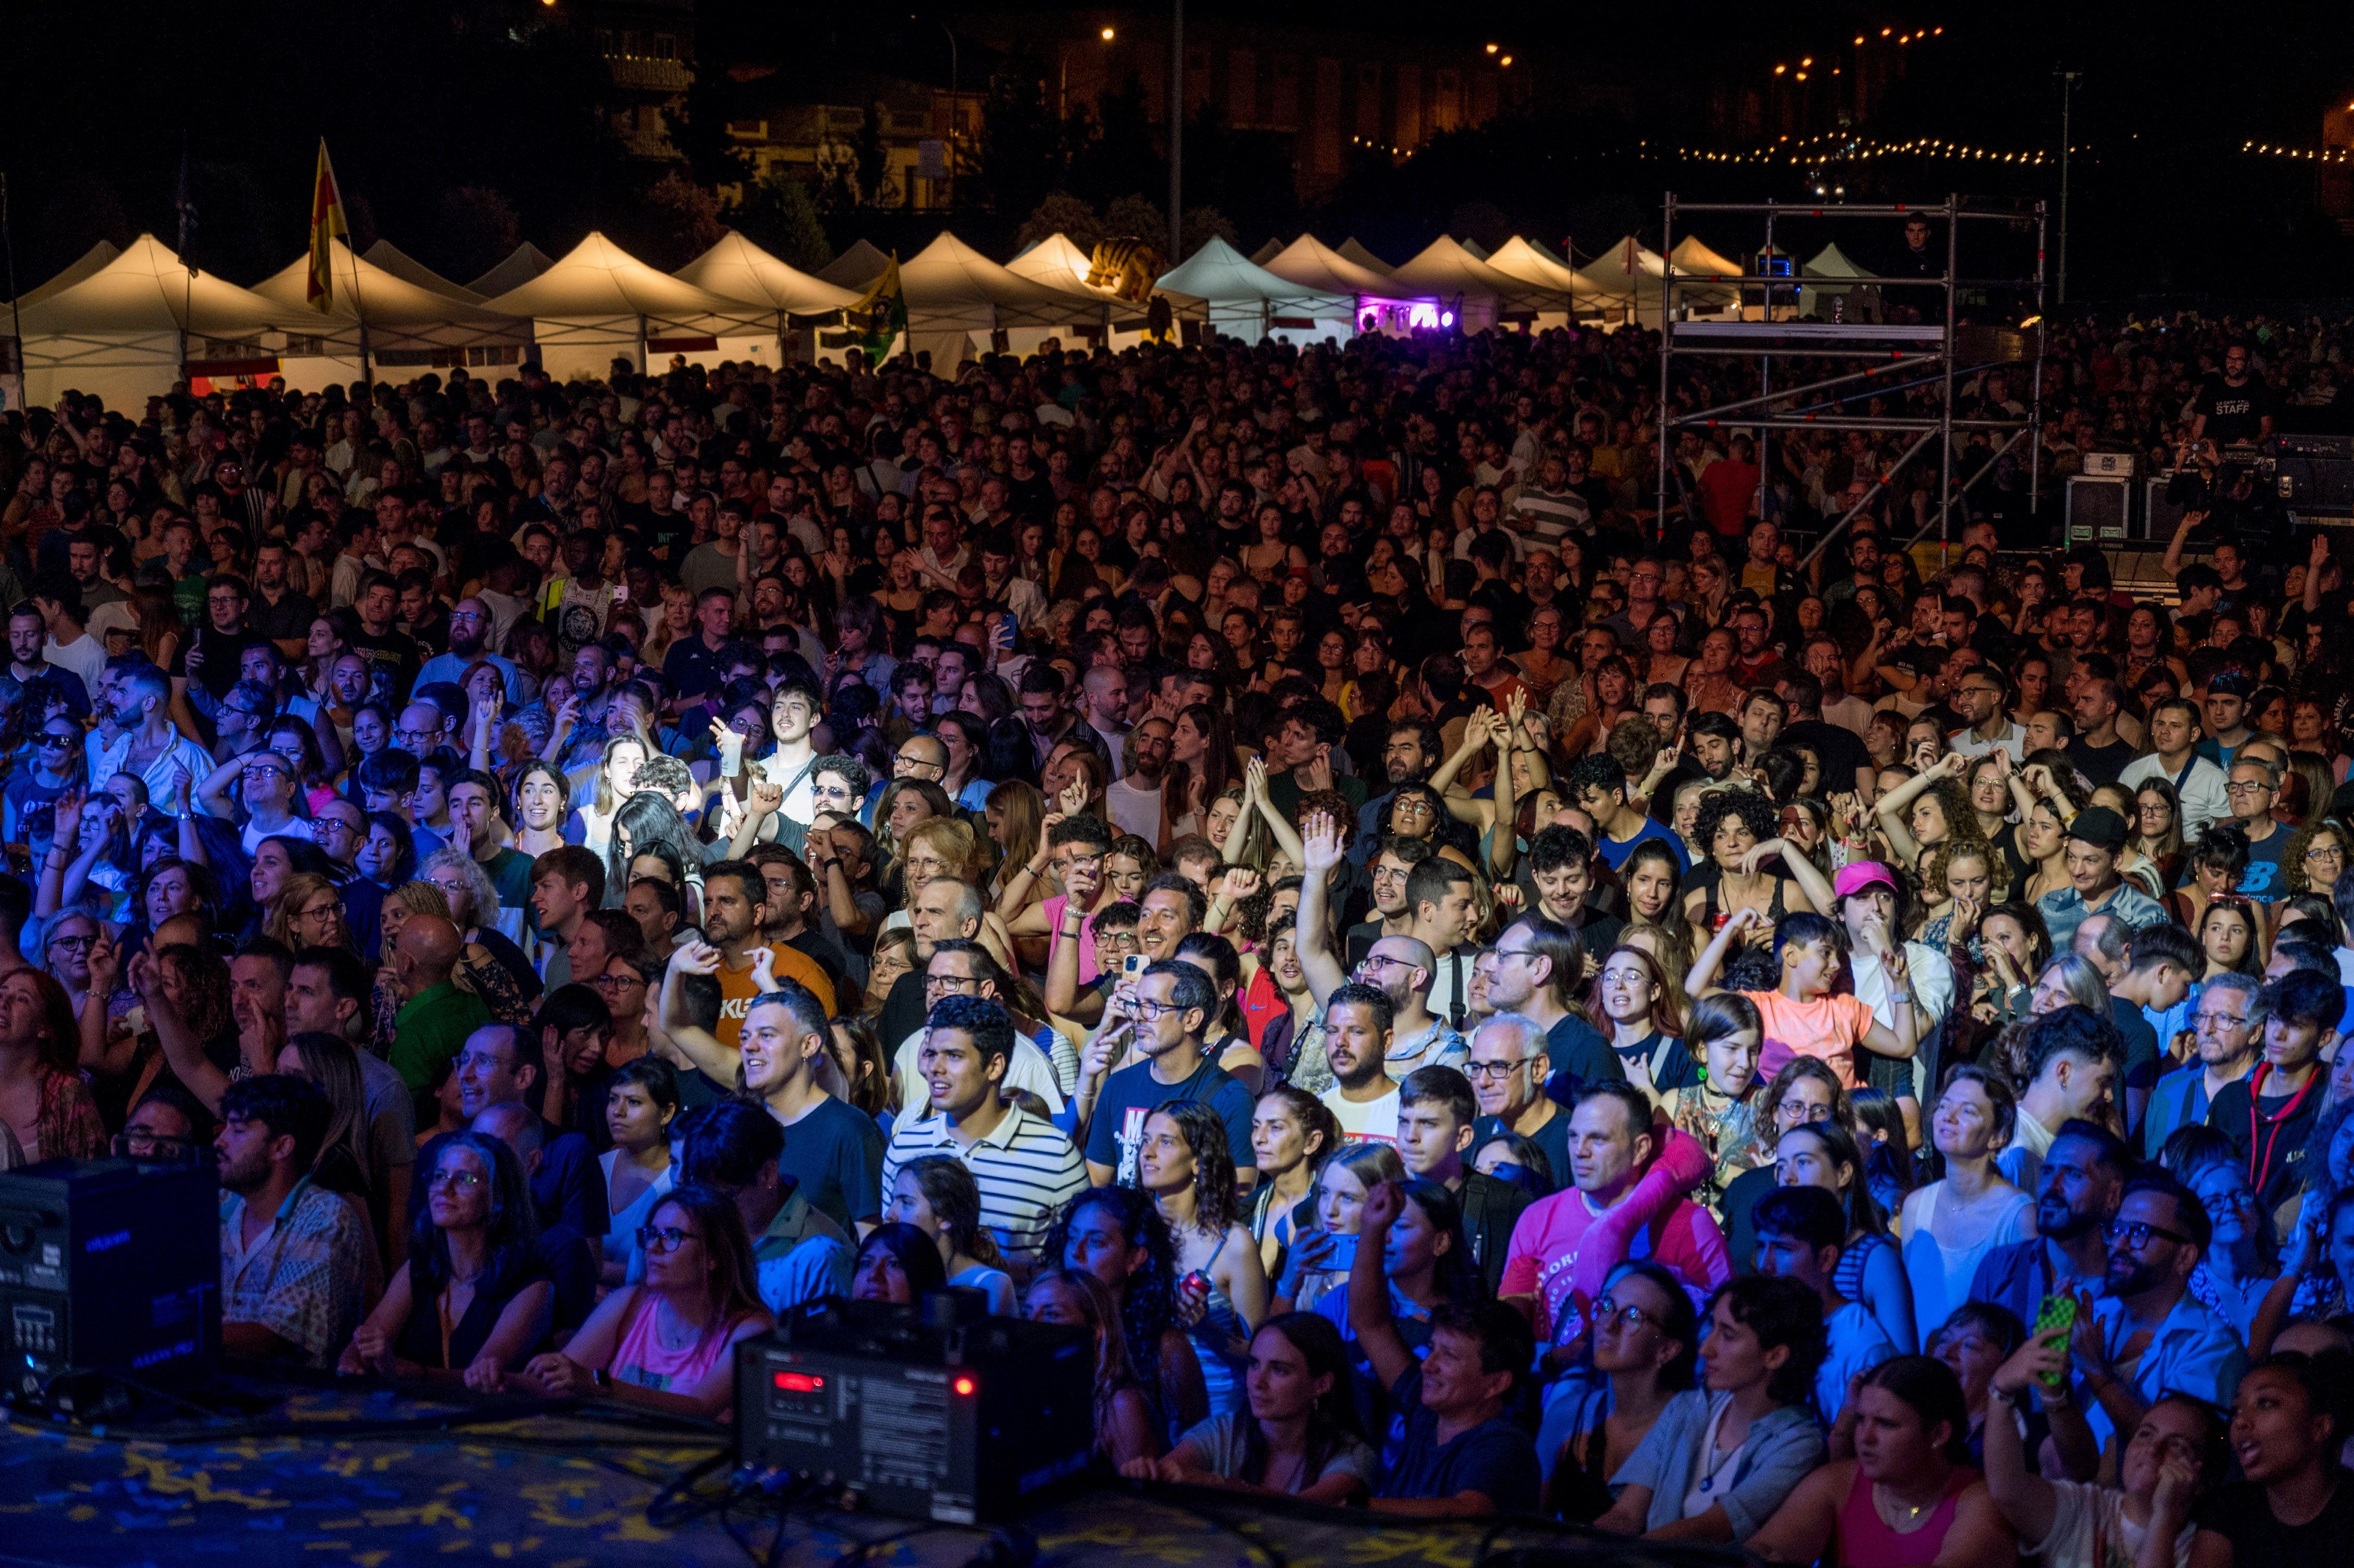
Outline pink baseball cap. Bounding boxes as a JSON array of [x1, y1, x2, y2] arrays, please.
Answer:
[[1833, 861, 1899, 900]]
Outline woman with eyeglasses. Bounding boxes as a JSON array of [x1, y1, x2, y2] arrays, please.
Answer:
[[597, 1056, 678, 1287], [2161, 1133, 2283, 1341], [1541, 1260, 1701, 1522], [38, 911, 101, 1013], [339, 1132, 553, 1390], [515, 1184, 770, 1416], [2281, 816, 2348, 900], [1717, 1060, 1852, 1287]]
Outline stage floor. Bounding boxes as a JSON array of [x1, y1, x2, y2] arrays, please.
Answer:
[[0, 1380, 1729, 1568]]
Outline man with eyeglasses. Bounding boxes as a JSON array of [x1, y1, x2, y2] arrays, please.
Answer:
[[1080, 958, 1257, 1188], [1463, 1013, 1571, 1194], [2141, 972, 2261, 1158], [169, 571, 274, 733], [416, 597, 524, 703], [885, 939, 1065, 1115], [1344, 834, 1434, 970], [2069, 1172, 2246, 1455], [216, 1074, 367, 1367], [2222, 756, 2293, 903], [202, 736, 305, 853], [1969, 1117, 2130, 1339]]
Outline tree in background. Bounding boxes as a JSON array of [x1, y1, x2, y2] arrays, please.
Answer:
[[430, 187, 520, 283], [1015, 192, 1104, 254], [732, 173, 834, 273], [979, 49, 1067, 217], [640, 172, 725, 268]]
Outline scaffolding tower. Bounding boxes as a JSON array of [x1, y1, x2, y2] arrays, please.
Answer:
[[1652, 194, 2047, 572]]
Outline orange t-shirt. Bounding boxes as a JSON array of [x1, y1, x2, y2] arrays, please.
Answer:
[[715, 946, 839, 1050], [1746, 988, 1877, 1088]]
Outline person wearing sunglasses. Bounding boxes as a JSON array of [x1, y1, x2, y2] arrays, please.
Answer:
[[6, 717, 85, 872], [2069, 1172, 2248, 1457]]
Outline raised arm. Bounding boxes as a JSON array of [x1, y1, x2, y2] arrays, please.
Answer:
[[1042, 859, 1104, 1024], [128, 948, 234, 1114], [194, 754, 246, 821], [657, 940, 739, 1083], [1244, 763, 1304, 871], [1748, 838, 1835, 916], [1427, 707, 1499, 798], [1292, 812, 1352, 1004], [1684, 904, 1764, 999], [1982, 1329, 2067, 1548], [1345, 1181, 1418, 1391], [1487, 690, 1522, 880], [1872, 751, 1964, 869]]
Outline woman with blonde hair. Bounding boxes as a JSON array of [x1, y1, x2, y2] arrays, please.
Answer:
[[420, 848, 539, 1010], [642, 583, 696, 669], [374, 880, 534, 1033], [984, 780, 1044, 903], [264, 871, 352, 952]]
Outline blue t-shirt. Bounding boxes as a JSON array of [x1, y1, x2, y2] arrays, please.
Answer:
[[1597, 813, 1688, 875], [1380, 1365, 1542, 1511], [1083, 1055, 1257, 1186], [778, 1093, 888, 1231]]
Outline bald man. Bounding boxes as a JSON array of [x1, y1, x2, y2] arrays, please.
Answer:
[[386, 911, 493, 1097]]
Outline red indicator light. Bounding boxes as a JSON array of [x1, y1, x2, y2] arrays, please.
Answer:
[[952, 1376, 976, 1396], [773, 1372, 825, 1392]]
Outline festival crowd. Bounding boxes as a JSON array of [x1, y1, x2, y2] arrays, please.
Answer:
[[1, 283, 2351, 1562]]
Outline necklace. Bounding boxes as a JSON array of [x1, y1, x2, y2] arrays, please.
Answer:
[[1873, 1482, 1934, 1531]]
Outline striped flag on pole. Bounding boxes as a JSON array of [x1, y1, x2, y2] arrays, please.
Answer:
[[306, 140, 347, 313]]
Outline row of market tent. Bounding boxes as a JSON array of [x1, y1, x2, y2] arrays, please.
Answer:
[[3, 224, 1880, 410]]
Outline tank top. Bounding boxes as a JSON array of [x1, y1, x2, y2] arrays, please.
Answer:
[[1186, 1229, 1250, 1414], [1834, 1462, 1971, 1568], [609, 1292, 756, 1395], [1701, 875, 1787, 936], [1833, 1233, 1885, 1305]]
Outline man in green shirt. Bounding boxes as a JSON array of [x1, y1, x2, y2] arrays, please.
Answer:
[[385, 912, 491, 1100]]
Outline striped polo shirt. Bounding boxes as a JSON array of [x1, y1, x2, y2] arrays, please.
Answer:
[[878, 1104, 1090, 1273]]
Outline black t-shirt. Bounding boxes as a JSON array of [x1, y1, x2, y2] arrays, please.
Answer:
[[2207, 1069, 2325, 1213], [1472, 1103, 1573, 1194], [1782, 718, 1874, 794], [1380, 1367, 1542, 1510], [2192, 374, 2274, 446], [2197, 1475, 2354, 1561], [169, 625, 276, 700], [1613, 1031, 1702, 1095], [2109, 996, 2162, 1096], [246, 587, 318, 645], [347, 626, 421, 704], [2065, 737, 2139, 788]]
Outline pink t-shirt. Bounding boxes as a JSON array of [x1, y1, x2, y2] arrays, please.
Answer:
[[1042, 893, 1101, 985], [610, 1291, 760, 1397], [1499, 1188, 1732, 1342], [1747, 989, 1878, 1089]]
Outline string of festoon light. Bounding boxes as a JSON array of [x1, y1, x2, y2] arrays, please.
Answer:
[[2243, 141, 2354, 164]]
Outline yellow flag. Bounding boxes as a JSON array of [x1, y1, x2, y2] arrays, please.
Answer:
[[306, 140, 348, 314]]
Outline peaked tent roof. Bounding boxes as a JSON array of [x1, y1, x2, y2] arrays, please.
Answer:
[[675, 231, 859, 317], [1803, 242, 1871, 279], [477, 232, 764, 333], [1337, 238, 1393, 273], [1249, 239, 1284, 266], [1459, 238, 1491, 260], [896, 232, 1109, 332], [12, 233, 315, 339], [816, 239, 893, 290], [362, 240, 482, 302], [1667, 234, 1745, 306], [251, 239, 530, 347], [1006, 233, 1205, 315], [1262, 236, 1417, 298], [1576, 236, 1669, 299], [1387, 236, 1579, 315], [1485, 236, 1600, 298], [1157, 237, 1354, 318], [11, 241, 122, 310], [466, 243, 554, 298]]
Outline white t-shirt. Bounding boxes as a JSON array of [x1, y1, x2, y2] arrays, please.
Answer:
[[2026, 1479, 2199, 1568], [1104, 776, 1162, 841], [1317, 1085, 1400, 1145]]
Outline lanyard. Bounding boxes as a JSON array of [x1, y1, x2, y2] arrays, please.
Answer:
[[2244, 1063, 2318, 1196]]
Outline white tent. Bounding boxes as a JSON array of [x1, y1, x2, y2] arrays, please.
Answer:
[[1261, 235, 1440, 336], [250, 239, 533, 387], [817, 240, 893, 291], [887, 232, 1110, 371], [12, 233, 321, 409], [1801, 242, 1877, 319], [477, 232, 769, 381], [1576, 236, 1670, 327], [1337, 238, 1393, 273], [1157, 237, 1355, 345], [466, 243, 554, 298], [1483, 237, 1606, 326], [675, 231, 860, 363], [9, 241, 121, 311], [1006, 233, 1206, 349], [1667, 234, 1745, 310], [1387, 236, 1581, 333], [362, 240, 482, 303]]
